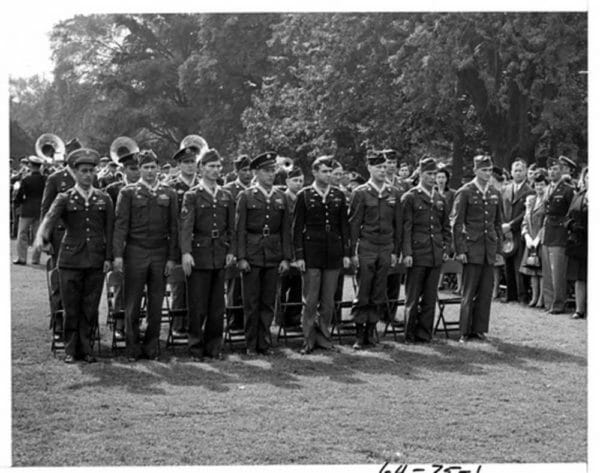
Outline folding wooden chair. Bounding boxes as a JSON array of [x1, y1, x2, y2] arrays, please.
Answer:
[[46, 260, 64, 355], [223, 277, 246, 350], [165, 266, 189, 350], [105, 271, 126, 350], [434, 259, 463, 338], [381, 263, 407, 341], [330, 271, 359, 343]]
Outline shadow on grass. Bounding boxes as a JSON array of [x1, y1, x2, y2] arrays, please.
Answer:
[[63, 331, 585, 395]]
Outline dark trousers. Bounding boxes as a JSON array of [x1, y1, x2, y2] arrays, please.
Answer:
[[504, 238, 527, 302], [242, 266, 277, 351], [187, 269, 225, 358], [170, 281, 188, 331], [351, 240, 393, 324], [124, 245, 167, 358], [385, 271, 403, 322], [404, 265, 441, 341], [541, 245, 568, 312], [459, 263, 494, 336], [301, 268, 339, 350], [226, 268, 244, 329], [48, 227, 66, 313], [280, 267, 303, 326], [333, 270, 345, 324], [59, 267, 104, 357]]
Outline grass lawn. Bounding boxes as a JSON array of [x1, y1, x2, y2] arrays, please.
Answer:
[[11, 244, 586, 466]]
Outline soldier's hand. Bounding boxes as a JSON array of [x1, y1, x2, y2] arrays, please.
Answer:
[[343, 257, 351, 269], [225, 253, 236, 267], [279, 259, 290, 274], [295, 259, 306, 272], [182, 253, 195, 277], [351, 256, 359, 269], [442, 252, 449, 262], [238, 259, 251, 273], [403, 255, 413, 268], [33, 235, 45, 255], [164, 260, 176, 277], [456, 253, 468, 264], [501, 223, 511, 234], [103, 260, 112, 274], [391, 253, 398, 267], [113, 257, 124, 273]]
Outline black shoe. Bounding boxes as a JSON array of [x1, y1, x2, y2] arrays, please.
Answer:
[[352, 340, 364, 350], [64, 354, 76, 364], [245, 349, 258, 356], [83, 354, 97, 363], [127, 353, 141, 362], [299, 347, 312, 355], [571, 312, 585, 319], [190, 354, 204, 362], [547, 309, 566, 315], [472, 332, 487, 341], [458, 336, 468, 344], [213, 352, 225, 361], [12, 260, 26, 265], [259, 348, 274, 356]]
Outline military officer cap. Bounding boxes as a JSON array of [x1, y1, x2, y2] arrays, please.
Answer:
[[558, 155, 577, 170], [250, 151, 277, 170], [138, 149, 158, 166], [233, 154, 252, 171], [27, 155, 45, 165], [473, 155, 493, 170], [366, 151, 386, 166], [69, 148, 100, 167], [287, 166, 303, 178], [100, 156, 110, 163], [419, 156, 438, 173], [546, 156, 559, 168], [172, 147, 197, 163], [380, 149, 398, 161], [200, 148, 222, 165], [118, 151, 138, 166]]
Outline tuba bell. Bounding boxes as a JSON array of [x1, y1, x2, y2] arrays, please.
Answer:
[[35, 133, 65, 164], [180, 135, 209, 155], [110, 136, 139, 163], [276, 156, 294, 174]]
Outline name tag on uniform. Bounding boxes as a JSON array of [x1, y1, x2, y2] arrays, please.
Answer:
[[275, 198, 284, 205], [158, 194, 170, 202], [387, 197, 396, 205]]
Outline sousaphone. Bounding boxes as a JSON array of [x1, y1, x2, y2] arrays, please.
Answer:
[[110, 136, 140, 163], [35, 133, 65, 164]]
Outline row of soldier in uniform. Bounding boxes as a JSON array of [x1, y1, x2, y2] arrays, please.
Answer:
[[32, 139, 509, 364]]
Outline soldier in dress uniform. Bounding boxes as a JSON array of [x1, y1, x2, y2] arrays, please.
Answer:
[[236, 152, 292, 355], [13, 156, 46, 265], [223, 155, 253, 329], [280, 166, 305, 327], [293, 156, 350, 354], [35, 148, 114, 363], [180, 148, 235, 360], [113, 150, 179, 361], [348, 153, 402, 349], [401, 157, 452, 342], [541, 155, 576, 314], [40, 138, 83, 268], [451, 155, 503, 343], [166, 147, 201, 337]]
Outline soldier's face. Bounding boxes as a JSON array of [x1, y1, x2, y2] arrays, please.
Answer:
[[124, 164, 140, 182], [385, 160, 397, 176], [255, 165, 276, 187], [180, 158, 196, 177], [238, 167, 253, 185], [369, 163, 386, 182], [74, 163, 95, 188], [399, 165, 410, 179], [548, 164, 561, 182], [286, 176, 304, 194], [312, 165, 332, 186], [420, 170, 436, 188], [341, 171, 350, 187], [140, 162, 158, 183], [331, 167, 344, 186], [202, 161, 223, 181], [435, 171, 447, 189], [475, 166, 493, 183]]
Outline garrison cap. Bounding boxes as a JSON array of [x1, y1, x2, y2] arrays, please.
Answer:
[[172, 147, 198, 163], [380, 149, 398, 161], [473, 155, 493, 170], [558, 155, 577, 170], [199, 148, 222, 165], [287, 166, 303, 179], [138, 149, 158, 166], [312, 155, 334, 170], [366, 152, 386, 166], [69, 148, 100, 167], [27, 155, 44, 165], [233, 154, 252, 171], [419, 156, 438, 173], [251, 151, 277, 170]]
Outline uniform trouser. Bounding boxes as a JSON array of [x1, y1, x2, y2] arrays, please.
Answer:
[[59, 267, 104, 357], [385, 272, 403, 322], [504, 239, 527, 302], [113, 283, 125, 331], [124, 245, 167, 357], [170, 281, 188, 331], [333, 270, 345, 324], [226, 269, 244, 328], [16, 216, 41, 263], [48, 227, 65, 313], [187, 269, 224, 358], [459, 263, 494, 336], [541, 245, 567, 312], [301, 268, 339, 350], [404, 265, 442, 341], [280, 267, 303, 326], [351, 241, 393, 324], [242, 266, 277, 351]]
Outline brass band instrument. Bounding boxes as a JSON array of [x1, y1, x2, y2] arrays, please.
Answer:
[[110, 136, 139, 163], [180, 135, 209, 155], [35, 133, 65, 163], [276, 156, 294, 174]]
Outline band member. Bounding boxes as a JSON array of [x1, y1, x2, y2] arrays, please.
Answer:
[[349, 153, 402, 349], [236, 152, 292, 355], [280, 166, 305, 327], [113, 150, 179, 361], [13, 156, 45, 265], [35, 148, 114, 363], [541, 156, 576, 314], [401, 157, 451, 342], [167, 146, 201, 337], [501, 158, 533, 303], [180, 148, 235, 360], [293, 156, 350, 354], [224, 155, 253, 329], [452, 155, 503, 343]]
